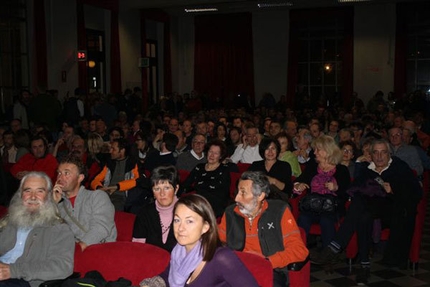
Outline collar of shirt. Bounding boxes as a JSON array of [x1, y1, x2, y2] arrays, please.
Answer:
[[191, 150, 204, 160], [160, 151, 172, 156], [367, 158, 393, 174]]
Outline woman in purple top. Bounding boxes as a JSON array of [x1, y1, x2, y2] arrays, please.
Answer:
[[140, 194, 259, 287]]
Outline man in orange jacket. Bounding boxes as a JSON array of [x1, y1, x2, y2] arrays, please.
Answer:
[[218, 171, 308, 287], [91, 138, 139, 211]]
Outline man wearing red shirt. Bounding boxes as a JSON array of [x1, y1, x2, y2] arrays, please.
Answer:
[[11, 135, 58, 183]]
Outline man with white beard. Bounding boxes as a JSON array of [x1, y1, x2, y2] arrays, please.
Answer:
[[0, 172, 74, 287], [218, 171, 308, 287]]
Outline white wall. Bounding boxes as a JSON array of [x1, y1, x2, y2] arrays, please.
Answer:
[[353, 3, 396, 104]]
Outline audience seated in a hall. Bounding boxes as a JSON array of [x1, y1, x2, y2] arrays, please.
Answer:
[[91, 138, 139, 211], [10, 135, 58, 183], [180, 140, 231, 218], [313, 139, 422, 285], [176, 133, 207, 172], [53, 155, 117, 251], [248, 137, 293, 197], [144, 133, 178, 171], [230, 124, 263, 164], [132, 165, 178, 252]]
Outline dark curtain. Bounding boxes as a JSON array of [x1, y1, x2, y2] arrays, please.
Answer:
[[76, 0, 121, 94], [194, 13, 255, 107], [76, 0, 87, 92], [287, 8, 354, 108], [34, 0, 48, 89], [110, 10, 122, 94], [140, 9, 172, 113]]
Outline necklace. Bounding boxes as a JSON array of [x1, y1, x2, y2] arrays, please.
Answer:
[[160, 220, 171, 235]]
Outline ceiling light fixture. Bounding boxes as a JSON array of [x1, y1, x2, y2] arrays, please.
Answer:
[[258, 2, 293, 8], [184, 8, 218, 12]]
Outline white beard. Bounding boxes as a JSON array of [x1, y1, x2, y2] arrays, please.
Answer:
[[5, 193, 60, 228]]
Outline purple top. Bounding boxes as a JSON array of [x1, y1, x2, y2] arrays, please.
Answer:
[[160, 247, 259, 287]]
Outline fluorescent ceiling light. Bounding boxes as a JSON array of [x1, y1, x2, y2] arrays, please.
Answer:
[[338, 0, 371, 2], [184, 8, 218, 12], [258, 2, 293, 8]]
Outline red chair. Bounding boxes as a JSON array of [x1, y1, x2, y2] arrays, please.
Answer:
[[235, 228, 310, 287], [114, 211, 136, 242], [0, 205, 7, 218], [235, 251, 273, 287], [237, 163, 251, 174], [178, 169, 190, 184], [229, 172, 242, 199], [74, 242, 170, 286]]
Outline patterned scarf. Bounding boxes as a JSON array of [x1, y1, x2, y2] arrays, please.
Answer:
[[311, 166, 337, 195]]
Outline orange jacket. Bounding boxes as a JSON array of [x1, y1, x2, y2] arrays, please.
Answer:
[[219, 200, 309, 269], [90, 159, 139, 191]]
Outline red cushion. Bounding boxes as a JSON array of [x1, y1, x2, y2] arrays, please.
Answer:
[[74, 242, 169, 285]]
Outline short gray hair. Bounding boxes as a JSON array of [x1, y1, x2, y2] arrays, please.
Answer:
[[240, 171, 270, 198]]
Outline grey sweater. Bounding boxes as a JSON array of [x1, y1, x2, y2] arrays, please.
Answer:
[[58, 186, 117, 245]]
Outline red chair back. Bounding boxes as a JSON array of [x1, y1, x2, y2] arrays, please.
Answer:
[[237, 163, 251, 174], [74, 242, 169, 286], [235, 251, 273, 287], [178, 169, 190, 184], [0, 205, 7, 218], [229, 172, 242, 199], [114, 211, 136, 242]]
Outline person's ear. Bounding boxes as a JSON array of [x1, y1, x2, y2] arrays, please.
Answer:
[[201, 221, 210, 235], [78, 173, 85, 183], [174, 184, 179, 195]]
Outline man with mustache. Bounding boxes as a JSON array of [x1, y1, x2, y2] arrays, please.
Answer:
[[0, 172, 74, 287], [218, 171, 308, 287]]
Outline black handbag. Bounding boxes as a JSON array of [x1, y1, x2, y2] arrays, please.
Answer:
[[298, 193, 338, 214]]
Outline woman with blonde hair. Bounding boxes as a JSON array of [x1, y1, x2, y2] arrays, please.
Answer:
[[293, 135, 351, 248]]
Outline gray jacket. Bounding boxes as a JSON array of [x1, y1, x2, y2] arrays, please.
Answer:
[[58, 186, 117, 245], [0, 222, 75, 287]]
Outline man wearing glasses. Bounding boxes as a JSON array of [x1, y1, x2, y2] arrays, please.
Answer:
[[176, 134, 207, 172]]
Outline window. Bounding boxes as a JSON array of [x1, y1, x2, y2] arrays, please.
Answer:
[[405, 6, 430, 94], [297, 18, 344, 106]]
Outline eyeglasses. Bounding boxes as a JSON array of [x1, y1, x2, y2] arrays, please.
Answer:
[[193, 141, 205, 145], [343, 149, 353, 154], [153, 186, 174, 193]]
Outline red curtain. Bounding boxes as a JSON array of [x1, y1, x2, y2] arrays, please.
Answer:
[[140, 9, 172, 112], [287, 8, 354, 108], [34, 0, 48, 90], [194, 13, 255, 107]]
